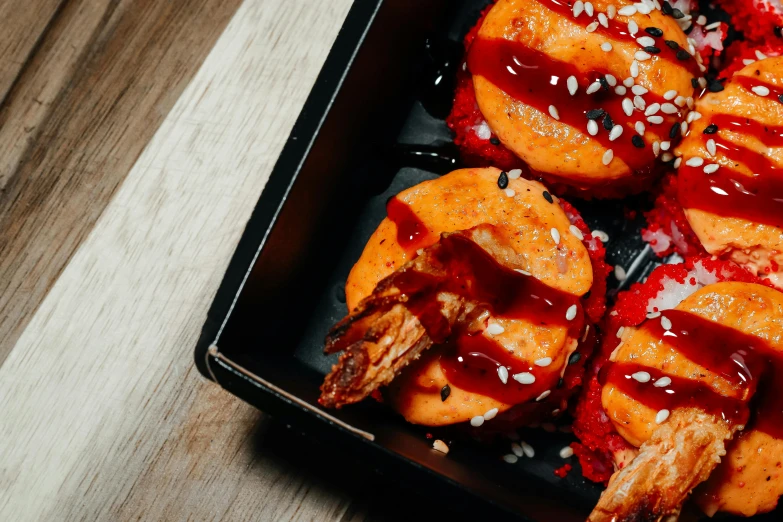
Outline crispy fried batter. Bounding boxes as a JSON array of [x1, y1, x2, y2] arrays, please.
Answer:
[[589, 409, 740, 522]]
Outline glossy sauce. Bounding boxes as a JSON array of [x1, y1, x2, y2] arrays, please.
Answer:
[[384, 221, 585, 402], [467, 37, 682, 173], [678, 112, 783, 226], [603, 310, 783, 435], [386, 197, 436, 252]]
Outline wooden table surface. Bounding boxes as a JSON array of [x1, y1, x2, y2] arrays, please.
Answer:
[[0, 1, 478, 520]]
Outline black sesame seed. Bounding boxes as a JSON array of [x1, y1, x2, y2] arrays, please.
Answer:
[[665, 40, 680, 50], [490, 136, 500, 145], [645, 27, 663, 37], [603, 113, 613, 131], [691, 78, 699, 89], [498, 171, 509, 189], [672, 8, 685, 19], [632, 135, 645, 148], [676, 49, 691, 61], [599, 77, 610, 90], [557, 378, 565, 389], [662, 1, 673, 15], [586, 108, 606, 120], [644, 46, 661, 54], [568, 352, 582, 365], [703, 124, 718, 134], [543, 190, 553, 203], [669, 122, 680, 139], [775, 26, 782, 38], [779, 94, 783, 104], [441, 384, 451, 402], [707, 80, 724, 92]]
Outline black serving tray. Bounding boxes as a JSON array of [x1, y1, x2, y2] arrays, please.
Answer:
[[194, 1, 780, 520]]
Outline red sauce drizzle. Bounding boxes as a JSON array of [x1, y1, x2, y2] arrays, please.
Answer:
[[734, 75, 783, 102], [387, 226, 584, 402], [386, 197, 436, 252], [603, 310, 783, 435], [467, 37, 682, 173], [678, 113, 783, 227], [537, 0, 701, 77]]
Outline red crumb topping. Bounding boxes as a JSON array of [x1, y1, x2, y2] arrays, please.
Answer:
[[554, 463, 572, 478], [571, 258, 769, 484], [718, 0, 783, 44], [642, 173, 705, 257], [720, 40, 783, 78]]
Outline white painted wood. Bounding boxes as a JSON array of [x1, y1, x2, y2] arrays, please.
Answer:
[[0, 0, 355, 519]]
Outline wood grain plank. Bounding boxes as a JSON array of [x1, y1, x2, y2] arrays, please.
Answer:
[[0, 0, 355, 519], [0, 0, 65, 106], [0, 0, 243, 366]]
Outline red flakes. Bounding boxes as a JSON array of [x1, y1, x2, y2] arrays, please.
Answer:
[[642, 173, 705, 258], [720, 40, 783, 78], [718, 0, 783, 45], [554, 463, 572, 478]]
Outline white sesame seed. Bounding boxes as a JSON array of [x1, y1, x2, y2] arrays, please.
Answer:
[[686, 96, 694, 109], [535, 357, 553, 367], [681, 121, 688, 134], [698, 77, 707, 88], [656, 409, 670, 424], [652, 140, 660, 156], [654, 376, 672, 388], [622, 98, 634, 116], [586, 21, 599, 32], [637, 36, 655, 47], [755, 50, 768, 60], [585, 1, 594, 16], [633, 95, 646, 110], [433, 439, 449, 453], [630, 60, 640, 78], [696, 14, 706, 25], [635, 51, 652, 61], [498, 366, 509, 384], [661, 152, 674, 162], [704, 21, 721, 30], [635, 2, 651, 14], [623, 76, 635, 88], [609, 126, 623, 141], [687, 111, 702, 123], [566, 304, 578, 321], [660, 141, 670, 151], [703, 163, 720, 174], [674, 157, 682, 168], [592, 230, 609, 242], [647, 115, 664, 124], [520, 441, 535, 458], [508, 168, 522, 179], [706, 139, 716, 156], [587, 119, 599, 135], [513, 372, 535, 385], [487, 323, 505, 335], [514, 269, 532, 276], [647, 311, 661, 319], [559, 446, 574, 459], [504, 188, 516, 197], [511, 442, 524, 457], [605, 74, 617, 87], [569, 224, 584, 240], [689, 43, 696, 55], [644, 103, 660, 116], [567, 75, 578, 95], [586, 81, 602, 95], [573, 0, 584, 17], [661, 316, 672, 330], [615, 85, 627, 95], [743, 58, 756, 66], [598, 12, 609, 27], [661, 103, 678, 114], [471, 415, 485, 427], [617, 326, 625, 338], [536, 390, 551, 402], [661, 89, 677, 101], [602, 149, 614, 165], [484, 407, 499, 420], [503, 454, 519, 464], [632, 371, 651, 383], [551, 227, 561, 244], [549, 105, 560, 120], [552, 409, 561, 416], [607, 4, 617, 18], [674, 95, 686, 107], [685, 157, 703, 167], [752, 86, 771, 97], [635, 121, 645, 135], [631, 85, 648, 95], [601, 42, 613, 52], [618, 5, 637, 16], [615, 265, 627, 280]]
